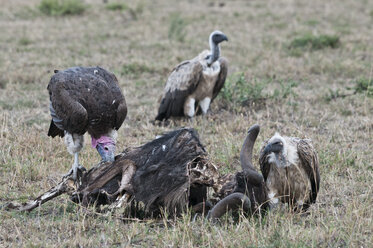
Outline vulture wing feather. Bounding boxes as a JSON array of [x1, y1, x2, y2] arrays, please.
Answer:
[[212, 57, 228, 101], [297, 139, 320, 204], [47, 103, 65, 137], [48, 74, 88, 136], [259, 140, 271, 181], [115, 101, 127, 130]]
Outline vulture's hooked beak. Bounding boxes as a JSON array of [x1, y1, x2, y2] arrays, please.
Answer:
[[263, 141, 287, 167], [222, 34, 228, 42], [263, 142, 283, 155], [263, 144, 273, 155], [96, 143, 116, 162]]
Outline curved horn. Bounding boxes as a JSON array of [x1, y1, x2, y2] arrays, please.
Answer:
[[207, 193, 251, 221], [240, 124, 260, 171], [239, 124, 264, 186]]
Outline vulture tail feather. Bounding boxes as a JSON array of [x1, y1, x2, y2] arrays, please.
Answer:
[[47, 121, 64, 137], [155, 90, 189, 121]]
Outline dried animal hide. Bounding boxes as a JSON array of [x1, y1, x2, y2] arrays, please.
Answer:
[[3, 128, 219, 217]]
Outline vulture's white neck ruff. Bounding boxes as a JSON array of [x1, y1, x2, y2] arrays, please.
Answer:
[[201, 59, 221, 76]]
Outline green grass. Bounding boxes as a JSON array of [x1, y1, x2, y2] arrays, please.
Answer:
[[39, 0, 86, 16], [120, 63, 155, 78], [221, 73, 267, 107], [288, 34, 340, 54], [105, 2, 127, 11], [304, 19, 319, 26], [18, 37, 32, 46], [272, 80, 299, 99], [324, 88, 345, 102], [168, 13, 187, 42], [324, 78, 373, 101], [220, 73, 298, 110], [353, 78, 373, 97]]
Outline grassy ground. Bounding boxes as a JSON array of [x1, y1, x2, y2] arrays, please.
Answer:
[[0, 0, 372, 246]]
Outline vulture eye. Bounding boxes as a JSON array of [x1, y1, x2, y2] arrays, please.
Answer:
[[104, 146, 109, 151]]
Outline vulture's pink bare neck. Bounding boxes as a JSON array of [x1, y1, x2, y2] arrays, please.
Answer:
[[91, 136, 115, 148]]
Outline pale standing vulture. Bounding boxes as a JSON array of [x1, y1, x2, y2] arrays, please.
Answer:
[[155, 30, 228, 121], [47, 66, 127, 180], [259, 133, 320, 211]]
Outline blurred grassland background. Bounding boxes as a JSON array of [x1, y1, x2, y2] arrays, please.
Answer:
[[0, 0, 372, 247]]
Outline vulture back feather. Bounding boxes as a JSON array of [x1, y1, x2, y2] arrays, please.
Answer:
[[47, 66, 127, 139]]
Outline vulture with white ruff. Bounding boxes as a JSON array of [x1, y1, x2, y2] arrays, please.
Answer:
[[259, 133, 320, 211], [47, 66, 127, 180], [155, 30, 228, 121]]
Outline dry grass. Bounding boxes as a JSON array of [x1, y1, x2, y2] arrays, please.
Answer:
[[0, 0, 372, 246]]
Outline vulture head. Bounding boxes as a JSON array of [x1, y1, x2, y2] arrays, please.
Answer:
[[262, 133, 298, 168], [210, 30, 228, 45], [207, 30, 228, 66], [91, 132, 117, 162]]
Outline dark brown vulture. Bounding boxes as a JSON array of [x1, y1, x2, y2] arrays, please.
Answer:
[[47, 66, 127, 180], [155, 30, 228, 121], [259, 133, 320, 211]]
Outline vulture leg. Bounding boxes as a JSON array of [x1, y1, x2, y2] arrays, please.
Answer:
[[63, 152, 84, 180], [72, 152, 80, 180], [63, 133, 84, 181], [207, 193, 251, 221], [199, 97, 211, 115], [184, 97, 196, 118]]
